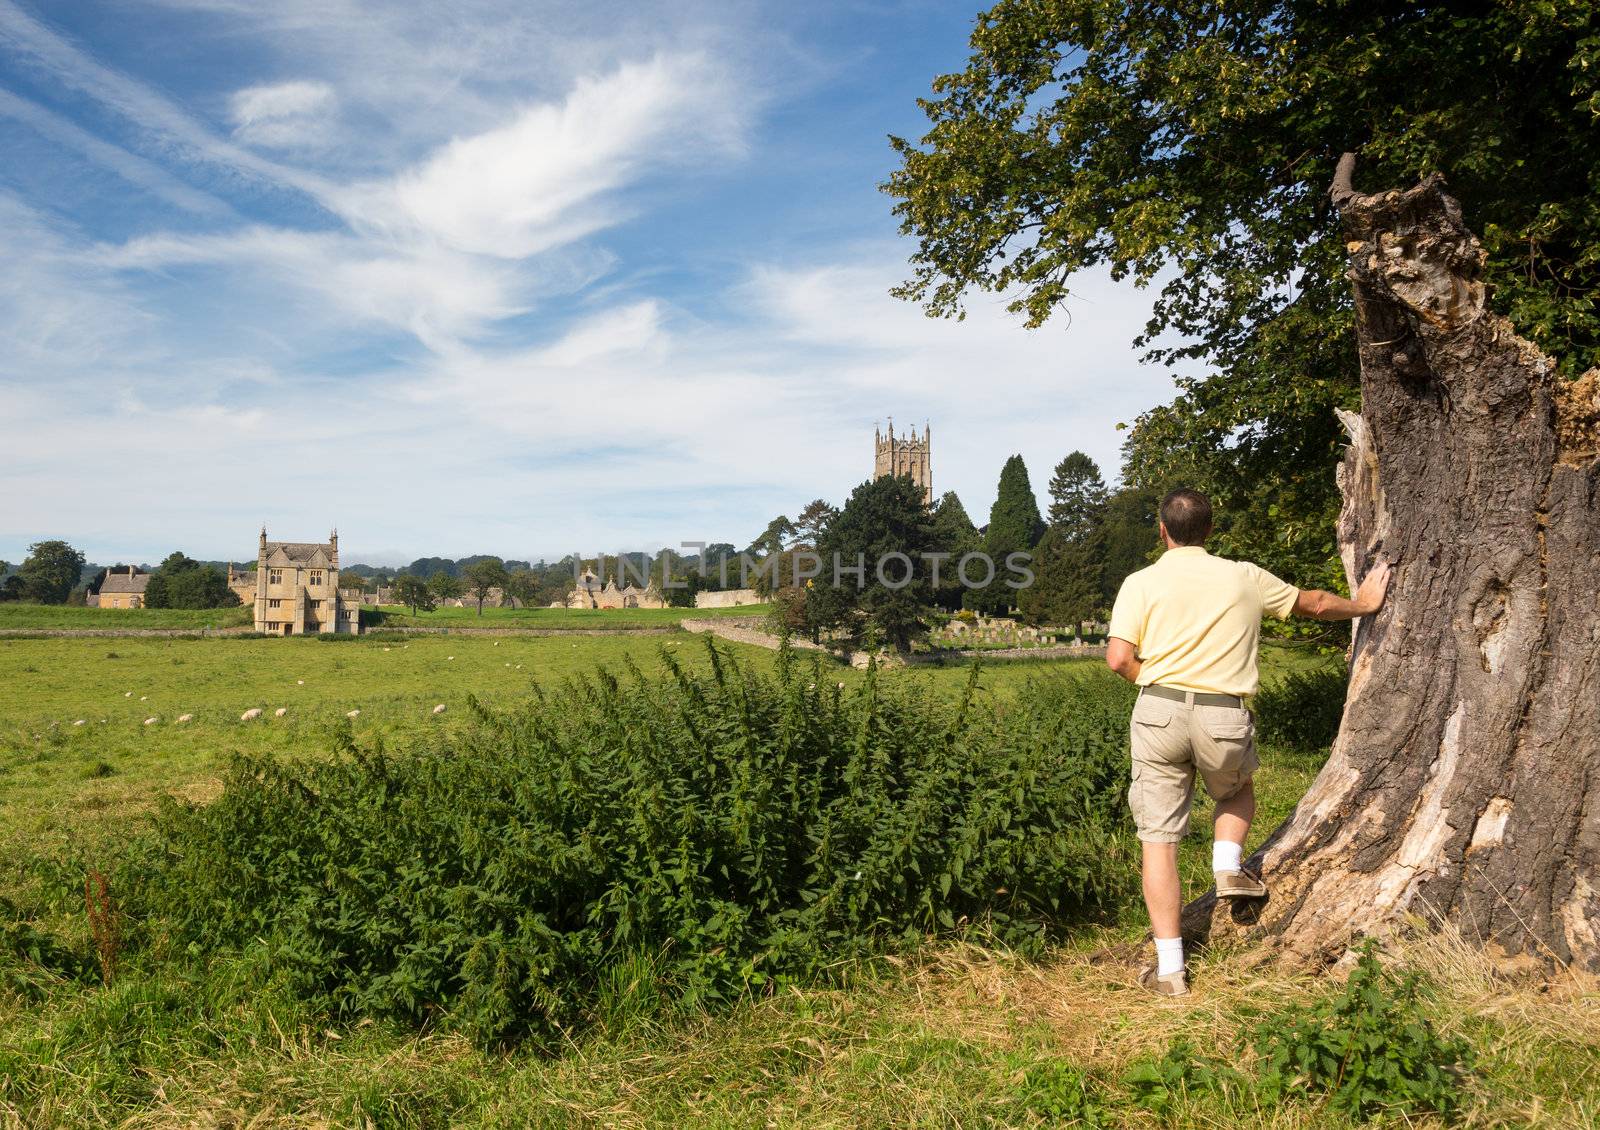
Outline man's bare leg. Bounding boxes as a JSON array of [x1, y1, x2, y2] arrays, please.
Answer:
[[1213, 778, 1254, 849], [1141, 840, 1183, 937]]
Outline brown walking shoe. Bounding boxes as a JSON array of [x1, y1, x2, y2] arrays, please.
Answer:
[[1215, 867, 1267, 899], [1138, 965, 1190, 997]]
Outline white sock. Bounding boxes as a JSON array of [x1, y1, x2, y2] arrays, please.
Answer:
[[1154, 936, 1185, 976], [1212, 840, 1243, 874]]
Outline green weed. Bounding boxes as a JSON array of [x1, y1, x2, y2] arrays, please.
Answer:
[[132, 642, 1139, 1046]]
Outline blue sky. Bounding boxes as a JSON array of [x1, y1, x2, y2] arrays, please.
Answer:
[[0, 0, 1177, 566]]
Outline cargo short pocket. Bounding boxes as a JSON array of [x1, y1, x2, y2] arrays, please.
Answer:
[[1131, 700, 1186, 767], [1197, 707, 1258, 799]]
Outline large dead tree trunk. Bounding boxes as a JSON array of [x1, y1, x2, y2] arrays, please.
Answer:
[[1186, 161, 1600, 970]]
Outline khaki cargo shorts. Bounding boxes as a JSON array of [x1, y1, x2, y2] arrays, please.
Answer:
[[1128, 689, 1258, 844]]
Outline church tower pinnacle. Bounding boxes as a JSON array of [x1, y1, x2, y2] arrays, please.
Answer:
[[873, 417, 933, 505]]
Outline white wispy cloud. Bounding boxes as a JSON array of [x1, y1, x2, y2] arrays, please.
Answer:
[[229, 79, 337, 150], [331, 53, 745, 257], [76, 52, 748, 353]]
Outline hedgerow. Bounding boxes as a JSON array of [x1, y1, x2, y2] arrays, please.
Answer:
[[133, 641, 1138, 1046]]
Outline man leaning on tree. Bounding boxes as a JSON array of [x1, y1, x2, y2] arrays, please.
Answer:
[[1106, 488, 1392, 996]]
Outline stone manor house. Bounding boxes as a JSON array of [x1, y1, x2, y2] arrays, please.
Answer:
[[248, 528, 362, 635]]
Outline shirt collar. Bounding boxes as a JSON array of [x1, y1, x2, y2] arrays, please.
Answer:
[[1160, 545, 1210, 559]]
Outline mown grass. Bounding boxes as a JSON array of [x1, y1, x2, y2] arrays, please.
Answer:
[[371, 603, 773, 628], [0, 603, 253, 630], [7, 636, 1577, 1129]]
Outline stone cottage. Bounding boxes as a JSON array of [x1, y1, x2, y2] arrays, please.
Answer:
[[93, 566, 149, 609]]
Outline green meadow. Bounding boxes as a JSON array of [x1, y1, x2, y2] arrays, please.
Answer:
[[0, 604, 254, 631], [0, 633, 1594, 1128]]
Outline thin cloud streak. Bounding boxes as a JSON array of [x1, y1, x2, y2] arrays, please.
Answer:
[[0, 87, 230, 215]]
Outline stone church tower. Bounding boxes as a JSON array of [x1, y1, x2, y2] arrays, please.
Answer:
[[874, 420, 932, 505]]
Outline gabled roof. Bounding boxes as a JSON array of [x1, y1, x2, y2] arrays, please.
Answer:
[[265, 542, 333, 567], [99, 572, 149, 595]]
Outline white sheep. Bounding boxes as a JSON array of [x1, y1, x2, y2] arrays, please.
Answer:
[[297, 680, 304, 685], [347, 709, 361, 719], [143, 717, 158, 726], [275, 707, 288, 717], [176, 714, 193, 724], [241, 708, 262, 721], [124, 691, 132, 698], [139, 695, 148, 702], [432, 704, 446, 715], [447, 655, 455, 660], [73, 719, 86, 726]]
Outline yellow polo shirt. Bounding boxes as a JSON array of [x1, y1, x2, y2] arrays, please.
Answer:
[[1108, 546, 1299, 696]]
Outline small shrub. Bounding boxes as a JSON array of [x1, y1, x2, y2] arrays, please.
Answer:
[[1254, 666, 1348, 750], [1125, 945, 1471, 1122], [1251, 943, 1473, 1120], [81, 761, 116, 779], [1123, 1037, 1248, 1115], [1010, 1055, 1106, 1124]]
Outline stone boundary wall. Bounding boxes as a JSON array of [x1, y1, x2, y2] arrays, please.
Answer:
[[915, 643, 1108, 663], [679, 619, 1107, 667], [692, 589, 763, 609], [679, 618, 835, 656]]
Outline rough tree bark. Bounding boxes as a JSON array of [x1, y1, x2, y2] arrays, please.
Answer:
[[1185, 159, 1600, 970]]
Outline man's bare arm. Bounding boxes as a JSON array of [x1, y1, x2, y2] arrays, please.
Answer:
[[1293, 560, 1393, 621], [1106, 636, 1141, 683]]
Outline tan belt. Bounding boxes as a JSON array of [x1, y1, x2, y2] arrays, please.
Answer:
[[1141, 684, 1243, 709]]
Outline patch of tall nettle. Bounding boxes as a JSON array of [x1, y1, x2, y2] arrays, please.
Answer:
[[132, 641, 1137, 1045]]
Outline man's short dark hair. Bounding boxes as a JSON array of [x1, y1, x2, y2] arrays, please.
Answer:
[[1160, 489, 1213, 546]]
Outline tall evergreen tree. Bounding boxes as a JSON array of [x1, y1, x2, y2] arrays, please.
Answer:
[[1019, 528, 1100, 631], [1099, 485, 1160, 603], [793, 499, 838, 547], [1038, 451, 1110, 616], [1046, 452, 1108, 543], [969, 455, 1042, 614], [744, 515, 796, 558], [929, 491, 981, 611]]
